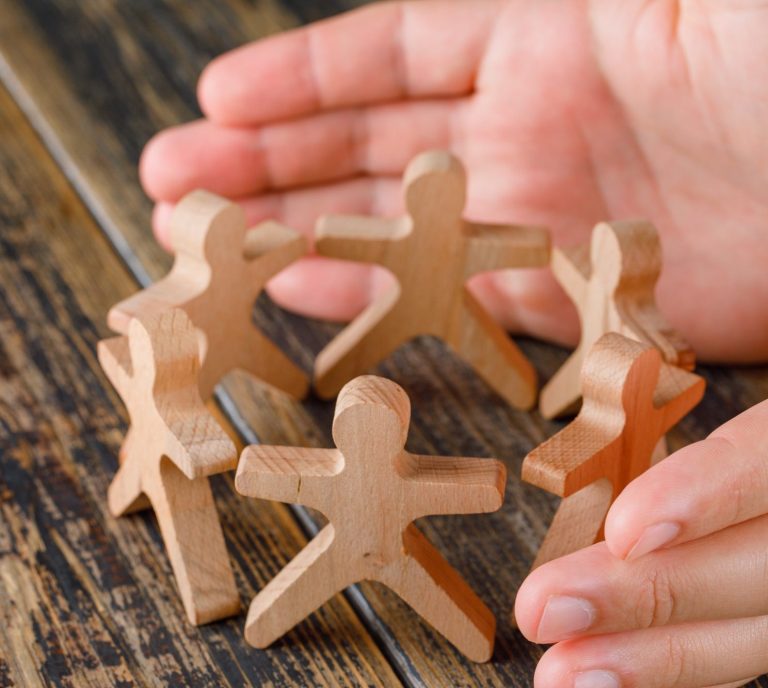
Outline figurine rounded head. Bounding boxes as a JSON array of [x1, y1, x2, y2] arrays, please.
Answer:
[[170, 190, 247, 263], [128, 308, 200, 391], [590, 221, 662, 293], [332, 375, 411, 459], [580, 333, 662, 413], [403, 150, 467, 222]]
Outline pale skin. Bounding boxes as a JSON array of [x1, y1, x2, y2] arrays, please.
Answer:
[[139, 1, 768, 685]]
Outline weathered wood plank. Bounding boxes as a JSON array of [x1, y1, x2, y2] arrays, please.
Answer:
[[1, 1, 766, 685], [0, 81, 399, 688]]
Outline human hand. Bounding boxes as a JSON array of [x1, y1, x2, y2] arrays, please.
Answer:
[[139, 0, 768, 363], [514, 398, 768, 687]]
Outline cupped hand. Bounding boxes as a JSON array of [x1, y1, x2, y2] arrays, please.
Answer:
[[515, 399, 768, 687], [139, 0, 768, 363]]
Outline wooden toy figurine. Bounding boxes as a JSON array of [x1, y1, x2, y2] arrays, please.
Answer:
[[539, 220, 695, 419], [235, 375, 506, 662], [99, 308, 240, 625], [313, 150, 550, 410], [523, 333, 704, 569], [108, 190, 308, 401]]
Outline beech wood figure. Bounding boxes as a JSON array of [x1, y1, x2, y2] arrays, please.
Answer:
[[523, 333, 704, 570], [99, 308, 240, 625], [540, 220, 695, 419], [313, 150, 550, 410], [235, 375, 506, 662], [108, 190, 308, 401]]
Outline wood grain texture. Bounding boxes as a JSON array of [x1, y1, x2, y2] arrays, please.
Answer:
[[1, 1, 767, 686], [524, 333, 705, 569], [315, 151, 550, 410], [237, 375, 505, 661], [100, 308, 240, 625], [0, 81, 398, 687]]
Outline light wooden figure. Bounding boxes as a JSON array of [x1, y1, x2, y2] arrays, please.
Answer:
[[108, 189, 308, 401], [99, 308, 240, 625], [235, 375, 506, 662], [314, 150, 550, 410], [523, 333, 704, 570], [539, 220, 695, 419]]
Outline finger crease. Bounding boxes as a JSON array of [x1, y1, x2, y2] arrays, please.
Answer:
[[352, 108, 370, 175], [392, 2, 410, 99], [304, 28, 326, 110]]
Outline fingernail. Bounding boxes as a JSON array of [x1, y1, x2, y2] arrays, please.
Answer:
[[626, 522, 680, 561], [537, 595, 596, 642], [574, 670, 620, 688]]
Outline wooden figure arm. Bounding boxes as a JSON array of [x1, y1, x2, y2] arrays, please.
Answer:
[[550, 243, 590, 305], [244, 221, 307, 277], [315, 215, 407, 265], [235, 445, 342, 510], [164, 414, 237, 479], [654, 364, 705, 433], [401, 454, 506, 519], [463, 224, 550, 277], [97, 335, 133, 394], [522, 421, 621, 497], [618, 296, 697, 371]]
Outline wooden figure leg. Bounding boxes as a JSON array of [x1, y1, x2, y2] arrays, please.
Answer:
[[539, 348, 585, 419], [532, 479, 614, 569], [314, 291, 403, 399], [108, 457, 150, 516], [244, 525, 349, 648], [118, 426, 134, 464], [239, 326, 308, 399], [147, 458, 240, 625], [198, 325, 308, 400], [446, 291, 536, 411], [380, 525, 495, 663]]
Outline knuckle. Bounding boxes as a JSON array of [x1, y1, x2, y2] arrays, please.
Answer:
[[662, 632, 694, 687], [635, 568, 677, 629]]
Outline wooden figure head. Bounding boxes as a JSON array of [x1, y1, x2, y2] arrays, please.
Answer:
[[403, 150, 467, 228], [332, 376, 411, 462], [170, 189, 248, 266], [590, 220, 663, 295]]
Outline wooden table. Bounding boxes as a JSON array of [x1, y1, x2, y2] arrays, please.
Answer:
[[0, 2, 765, 686]]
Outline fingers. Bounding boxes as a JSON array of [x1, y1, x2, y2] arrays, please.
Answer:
[[140, 100, 462, 202], [197, 0, 501, 126], [533, 616, 768, 688], [515, 514, 768, 643], [604, 399, 768, 560], [268, 256, 394, 322]]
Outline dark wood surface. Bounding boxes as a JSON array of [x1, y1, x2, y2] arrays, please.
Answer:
[[0, 2, 766, 686]]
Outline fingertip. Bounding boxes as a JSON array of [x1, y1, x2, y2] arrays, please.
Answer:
[[197, 32, 318, 126], [152, 202, 175, 252], [533, 643, 577, 688], [197, 53, 227, 122], [513, 567, 549, 642], [604, 446, 700, 559], [139, 130, 172, 201]]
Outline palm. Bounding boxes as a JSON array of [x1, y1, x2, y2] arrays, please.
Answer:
[[141, 0, 768, 362]]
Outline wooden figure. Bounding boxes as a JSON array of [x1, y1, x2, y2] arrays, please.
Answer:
[[235, 375, 506, 662], [98, 308, 240, 625], [540, 220, 695, 419], [313, 150, 550, 410], [108, 190, 308, 401], [523, 333, 704, 569]]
